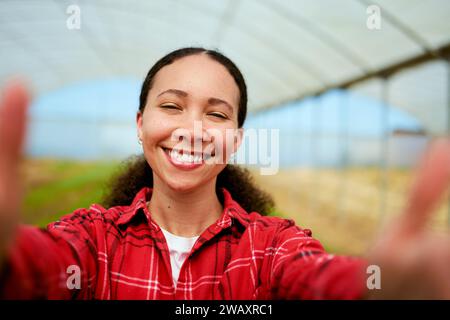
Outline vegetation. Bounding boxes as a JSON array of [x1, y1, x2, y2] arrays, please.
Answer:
[[21, 159, 449, 255]]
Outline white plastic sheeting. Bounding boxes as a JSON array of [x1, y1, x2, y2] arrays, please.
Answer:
[[0, 0, 449, 132]]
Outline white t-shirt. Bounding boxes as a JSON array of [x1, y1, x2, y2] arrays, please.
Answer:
[[160, 227, 200, 288]]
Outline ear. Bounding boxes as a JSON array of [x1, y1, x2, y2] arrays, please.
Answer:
[[136, 111, 144, 141]]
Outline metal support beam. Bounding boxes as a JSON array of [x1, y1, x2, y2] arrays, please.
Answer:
[[255, 42, 450, 113], [337, 90, 349, 220], [309, 94, 323, 217], [379, 76, 390, 225]]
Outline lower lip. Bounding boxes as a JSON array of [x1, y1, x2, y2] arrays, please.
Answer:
[[162, 148, 205, 170]]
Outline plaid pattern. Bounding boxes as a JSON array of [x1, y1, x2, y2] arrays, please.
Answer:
[[0, 187, 368, 299]]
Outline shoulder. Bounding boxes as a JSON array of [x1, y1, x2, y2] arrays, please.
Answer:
[[46, 202, 132, 231], [244, 212, 313, 238], [222, 187, 313, 237], [47, 187, 151, 229]]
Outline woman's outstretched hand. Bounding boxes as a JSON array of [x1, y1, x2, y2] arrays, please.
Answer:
[[366, 138, 450, 299], [0, 81, 29, 264]]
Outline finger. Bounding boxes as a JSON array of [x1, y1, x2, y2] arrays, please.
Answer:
[[0, 80, 30, 169], [399, 138, 450, 236], [0, 80, 30, 252]]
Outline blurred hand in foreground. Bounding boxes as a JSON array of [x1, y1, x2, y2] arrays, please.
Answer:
[[366, 138, 450, 299], [0, 81, 29, 264]]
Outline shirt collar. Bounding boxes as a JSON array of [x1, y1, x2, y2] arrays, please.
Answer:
[[116, 186, 252, 229]]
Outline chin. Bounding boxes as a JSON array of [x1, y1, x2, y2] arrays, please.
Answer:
[[165, 178, 203, 193]]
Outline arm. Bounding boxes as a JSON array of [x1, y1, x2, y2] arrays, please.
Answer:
[[0, 82, 98, 299], [0, 209, 100, 299], [269, 220, 368, 300]]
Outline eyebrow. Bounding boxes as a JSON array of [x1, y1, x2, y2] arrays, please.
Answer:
[[157, 89, 188, 98], [157, 88, 234, 114], [207, 97, 233, 114]]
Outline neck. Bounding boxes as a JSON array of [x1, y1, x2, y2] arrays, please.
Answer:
[[148, 176, 223, 237]]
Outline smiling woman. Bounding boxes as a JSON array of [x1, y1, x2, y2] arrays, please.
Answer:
[[102, 48, 276, 228], [1, 47, 450, 300]]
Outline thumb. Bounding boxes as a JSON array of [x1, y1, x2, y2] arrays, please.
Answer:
[[0, 80, 30, 251], [397, 138, 450, 238], [0, 80, 30, 168]]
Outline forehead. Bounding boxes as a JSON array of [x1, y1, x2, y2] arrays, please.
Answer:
[[149, 54, 240, 105]]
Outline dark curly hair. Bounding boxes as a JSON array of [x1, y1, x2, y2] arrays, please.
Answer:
[[102, 47, 275, 215]]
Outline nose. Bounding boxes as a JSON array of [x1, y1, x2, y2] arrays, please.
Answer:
[[171, 118, 212, 151]]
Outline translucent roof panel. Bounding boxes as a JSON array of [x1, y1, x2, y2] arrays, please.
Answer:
[[351, 60, 448, 135], [1, 0, 449, 123]]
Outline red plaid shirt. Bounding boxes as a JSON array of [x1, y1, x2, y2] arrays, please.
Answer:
[[1, 187, 368, 299]]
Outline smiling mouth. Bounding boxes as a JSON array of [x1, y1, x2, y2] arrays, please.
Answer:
[[162, 147, 215, 164]]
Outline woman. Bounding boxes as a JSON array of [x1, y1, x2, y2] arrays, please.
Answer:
[[1, 47, 450, 299]]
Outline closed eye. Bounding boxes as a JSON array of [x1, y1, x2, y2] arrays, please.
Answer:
[[208, 112, 227, 119], [160, 104, 181, 110]]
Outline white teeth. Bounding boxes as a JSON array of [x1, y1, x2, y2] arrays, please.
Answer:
[[169, 149, 204, 164], [181, 153, 190, 162]]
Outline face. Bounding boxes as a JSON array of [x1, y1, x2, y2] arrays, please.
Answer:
[[137, 54, 243, 193]]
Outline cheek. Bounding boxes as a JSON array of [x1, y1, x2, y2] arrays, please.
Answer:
[[206, 127, 237, 163], [141, 112, 174, 144]]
